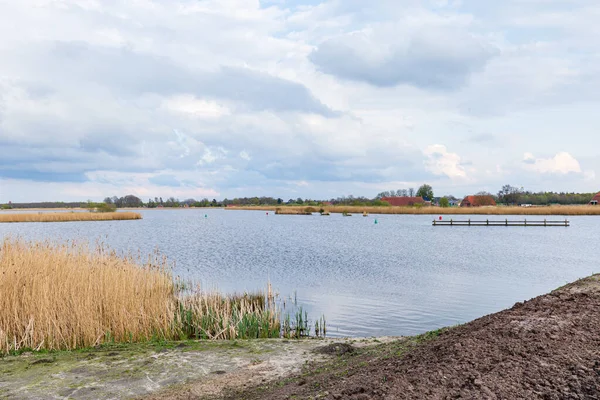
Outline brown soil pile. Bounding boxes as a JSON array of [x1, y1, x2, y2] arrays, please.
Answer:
[[231, 275, 600, 399]]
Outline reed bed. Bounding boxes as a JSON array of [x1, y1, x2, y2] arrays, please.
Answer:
[[0, 212, 142, 223], [176, 287, 280, 340], [0, 239, 175, 353], [0, 238, 315, 354], [275, 207, 315, 215], [230, 205, 600, 216]]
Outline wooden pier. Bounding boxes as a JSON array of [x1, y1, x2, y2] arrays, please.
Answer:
[[432, 218, 570, 227]]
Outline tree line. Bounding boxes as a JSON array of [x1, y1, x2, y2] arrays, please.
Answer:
[[376, 184, 435, 201], [495, 185, 597, 205], [0, 202, 83, 209], [2, 185, 597, 210]]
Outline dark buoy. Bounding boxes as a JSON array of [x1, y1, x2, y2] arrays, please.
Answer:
[[374, 219, 378, 225], [266, 212, 269, 216]]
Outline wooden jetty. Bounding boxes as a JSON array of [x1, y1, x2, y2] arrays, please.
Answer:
[[433, 218, 570, 227]]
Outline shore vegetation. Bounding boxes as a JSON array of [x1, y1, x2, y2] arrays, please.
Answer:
[[0, 212, 142, 223], [0, 238, 316, 355]]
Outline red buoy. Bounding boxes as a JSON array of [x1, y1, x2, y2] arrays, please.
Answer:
[[439, 216, 442, 220]]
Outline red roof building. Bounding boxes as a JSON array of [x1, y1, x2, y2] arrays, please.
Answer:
[[590, 193, 600, 205], [460, 195, 497, 207], [381, 196, 426, 207]]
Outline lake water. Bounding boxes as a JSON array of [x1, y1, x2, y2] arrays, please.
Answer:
[[1, 209, 597, 337]]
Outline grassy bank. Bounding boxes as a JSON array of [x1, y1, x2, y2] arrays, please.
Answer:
[[0, 212, 142, 223], [0, 239, 313, 355], [228, 205, 600, 216]]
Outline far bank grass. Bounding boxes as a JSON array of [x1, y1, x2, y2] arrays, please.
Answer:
[[228, 205, 600, 216], [0, 212, 142, 223], [0, 238, 314, 355]]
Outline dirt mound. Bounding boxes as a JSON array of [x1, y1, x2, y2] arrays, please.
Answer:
[[234, 275, 600, 399], [313, 343, 356, 356]]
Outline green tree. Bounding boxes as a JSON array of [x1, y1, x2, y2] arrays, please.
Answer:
[[497, 184, 523, 205], [416, 184, 434, 201], [96, 202, 117, 213], [439, 197, 450, 208], [122, 195, 143, 208], [84, 199, 95, 212]]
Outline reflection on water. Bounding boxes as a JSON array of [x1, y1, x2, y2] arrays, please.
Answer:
[[0, 209, 596, 337]]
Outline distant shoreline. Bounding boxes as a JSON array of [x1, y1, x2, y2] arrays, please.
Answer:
[[225, 205, 600, 216], [3, 205, 600, 215]]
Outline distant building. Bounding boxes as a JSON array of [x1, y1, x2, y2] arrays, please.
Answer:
[[590, 193, 600, 205], [460, 195, 497, 207], [381, 196, 426, 207], [432, 197, 460, 207]]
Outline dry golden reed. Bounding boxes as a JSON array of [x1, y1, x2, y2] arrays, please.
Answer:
[[0, 239, 285, 354], [274, 207, 314, 215], [0, 212, 142, 223], [229, 205, 600, 216], [0, 238, 175, 353]]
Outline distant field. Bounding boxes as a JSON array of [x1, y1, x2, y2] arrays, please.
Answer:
[[226, 205, 600, 216], [0, 212, 142, 223]]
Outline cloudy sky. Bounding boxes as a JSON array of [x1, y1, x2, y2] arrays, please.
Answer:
[[0, 0, 598, 202]]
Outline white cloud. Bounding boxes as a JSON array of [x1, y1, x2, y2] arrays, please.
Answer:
[[196, 147, 228, 165], [423, 145, 467, 180], [522, 152, 582, 175], [162, 95, 231, 118]]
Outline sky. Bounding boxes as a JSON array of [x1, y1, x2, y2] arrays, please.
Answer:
[[0, 0, 598, 202]]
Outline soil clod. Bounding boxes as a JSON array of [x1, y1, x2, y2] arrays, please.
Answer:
[[313, 343, 355, 356]]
